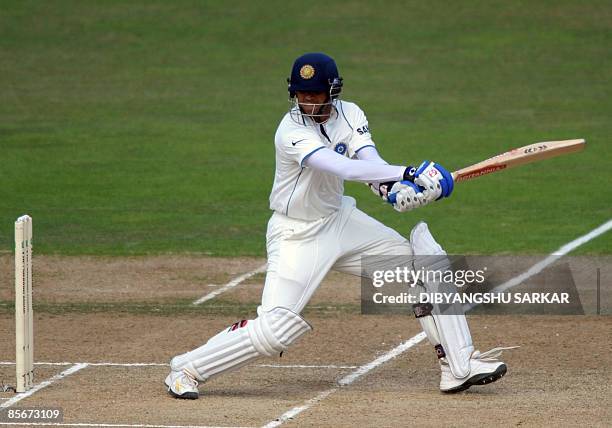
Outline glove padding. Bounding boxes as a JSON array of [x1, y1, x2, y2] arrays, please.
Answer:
[[387, 181, 429, 212], [414, 161, 454, 201]]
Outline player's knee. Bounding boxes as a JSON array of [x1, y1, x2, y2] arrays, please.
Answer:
[[409, 221, 451, 277], [410, 221, 446, 256], [247, 307, 312, 356]]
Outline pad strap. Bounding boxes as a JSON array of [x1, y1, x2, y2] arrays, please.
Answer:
[[171, 307, 311, 381]]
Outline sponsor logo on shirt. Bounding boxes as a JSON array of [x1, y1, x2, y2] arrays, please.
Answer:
[[356, 125, 370, 135]]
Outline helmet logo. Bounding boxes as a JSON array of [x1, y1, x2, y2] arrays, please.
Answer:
[[299, 64, 315, 79]]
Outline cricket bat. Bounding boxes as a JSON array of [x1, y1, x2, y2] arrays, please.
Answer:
[[451, 138, 585, 183]]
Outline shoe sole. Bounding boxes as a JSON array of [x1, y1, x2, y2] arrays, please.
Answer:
[[442, 363, 507, 394], [164, 380, 199, 400]]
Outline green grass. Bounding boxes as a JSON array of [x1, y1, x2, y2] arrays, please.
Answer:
[[1, 0, 610, 255], [0, 299, 358, 317]]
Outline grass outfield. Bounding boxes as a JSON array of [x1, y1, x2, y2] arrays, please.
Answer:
[[1, 1, 610, 255]]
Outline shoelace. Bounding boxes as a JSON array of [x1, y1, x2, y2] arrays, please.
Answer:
[[472, 346, 520, 362], [181, 370, 199, 387]]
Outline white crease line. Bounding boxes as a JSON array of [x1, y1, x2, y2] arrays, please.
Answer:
[[464, 218, 612, 312], [262, 218, 612, 427], [261, 333, 427, 428], [258, 364, 358, 369], [0, 362, 165, 367], [0, 362, 355, 370], [193, 264, 267, 305], [336, 332, 428, 387], [262, 388, 338, 428], [0, 420, 251, 428], [0, 363, 88, 409]]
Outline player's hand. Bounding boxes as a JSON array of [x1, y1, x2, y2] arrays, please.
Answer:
[[413, 161, 454, 201], [368, 181, 400, 202], [387, 181, 429, 212]]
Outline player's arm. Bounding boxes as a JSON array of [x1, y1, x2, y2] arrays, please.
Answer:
[[354, 145, 408, 202], [355, 145, 389, 165], [339, 104, 452, 211], [352, 146, 455, 211], [303, 148, 453, 211], [304, 146, 405, 182], [355, 146, 396, 196]]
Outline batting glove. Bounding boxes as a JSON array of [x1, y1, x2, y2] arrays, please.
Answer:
[[387, 181, 429, 212], [414, 160, 454, 201]]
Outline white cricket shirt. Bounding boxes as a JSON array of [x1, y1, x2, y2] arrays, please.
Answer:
[[269, 100, 378, 220]]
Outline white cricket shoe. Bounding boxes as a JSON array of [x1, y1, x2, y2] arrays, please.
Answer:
[[165, 369, 199, 399], [440, 347, 513, 393]]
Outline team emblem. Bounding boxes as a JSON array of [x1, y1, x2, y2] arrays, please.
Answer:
[[299, 64, 315, 79], [334, 143, 348, 155]]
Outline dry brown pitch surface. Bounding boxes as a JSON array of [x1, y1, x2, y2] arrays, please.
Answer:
[[0, 255, 610, 427]]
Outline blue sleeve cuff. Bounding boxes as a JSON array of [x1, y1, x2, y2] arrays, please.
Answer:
[[355, 144, 376, 154], [300, 146, 326, 167]]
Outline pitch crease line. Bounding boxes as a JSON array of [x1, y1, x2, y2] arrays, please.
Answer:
[[262, 218, 612, 427], [193, 263, 267, 305], [462, 218, 612, 312], [0, 423, 252, 428], [0, 362, 355, 370], [257, 364, 358, 369], [0, 363, 88, 409]]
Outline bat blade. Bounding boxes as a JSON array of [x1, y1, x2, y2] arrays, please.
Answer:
[[451, 138, 585, 183]]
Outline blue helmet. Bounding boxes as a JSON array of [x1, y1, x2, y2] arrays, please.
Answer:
[[287, 53, 343, 99]]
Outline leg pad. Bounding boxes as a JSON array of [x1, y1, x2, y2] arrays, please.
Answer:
[[171, 307, 311, 381]]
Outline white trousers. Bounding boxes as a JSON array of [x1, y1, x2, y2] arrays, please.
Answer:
[[170, 197, 474, 384], [261, 196, 413, 313]]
